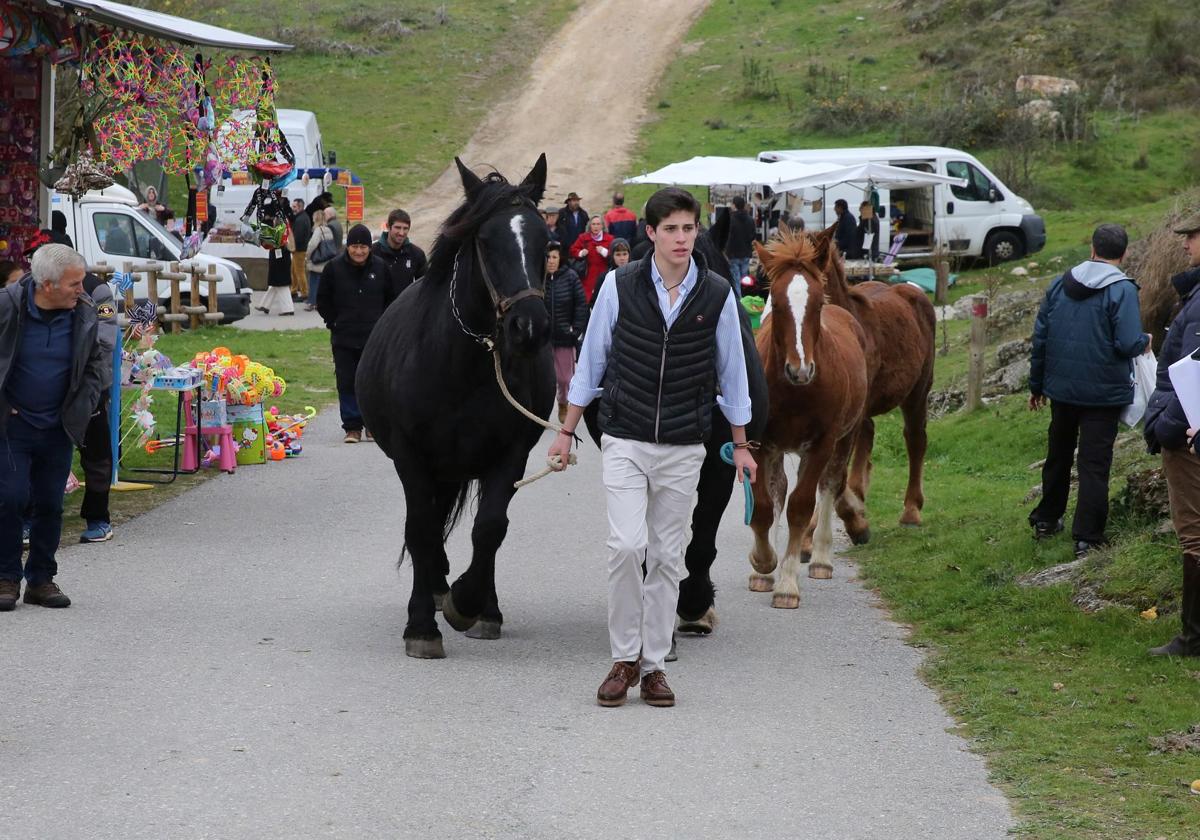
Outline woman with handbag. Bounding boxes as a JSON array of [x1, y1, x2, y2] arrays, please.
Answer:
[[305, 207, 340, 312]]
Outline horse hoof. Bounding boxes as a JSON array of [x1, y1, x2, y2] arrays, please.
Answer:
[[808, 563, 833, 580], [899, 520, 921, 529], [749, 573, 775, 592], [441, 594, 479, 632], [666, 636, 678, 662], [465, 620, 502, 640], [771, 592, 800, 609], [405, 638, 446, 659], [800, 550, 812, 564], [849, 527, 871, 546], [432, 591, 447, 612], [677, 607, 718, 635]]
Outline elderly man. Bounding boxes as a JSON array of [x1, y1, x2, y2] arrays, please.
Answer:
[[0, 244, 106, 610]]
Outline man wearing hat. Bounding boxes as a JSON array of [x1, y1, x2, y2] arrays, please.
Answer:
[[555, 192, 589, 253], [1143, 211, 1200, 657], [316, 223, 393, 444]]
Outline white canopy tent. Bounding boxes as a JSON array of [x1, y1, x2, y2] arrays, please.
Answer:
[[623, 156, 846, 189], [769, 161, 966, 193], [56, 0, 293, 51]]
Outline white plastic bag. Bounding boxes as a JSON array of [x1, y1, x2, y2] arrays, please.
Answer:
[[1122, 349, 1157, 426]]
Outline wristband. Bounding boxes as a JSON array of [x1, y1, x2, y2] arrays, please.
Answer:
[[558, 428, 575, 437]]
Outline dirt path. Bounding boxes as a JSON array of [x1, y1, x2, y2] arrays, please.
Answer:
[[389, 0, 711, 235]]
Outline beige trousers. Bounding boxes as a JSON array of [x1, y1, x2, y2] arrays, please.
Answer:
[[600, 434, 705, 674], [1163, 447, 1200, 554]]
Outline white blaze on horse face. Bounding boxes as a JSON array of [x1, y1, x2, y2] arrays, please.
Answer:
[[786, 273, 809, 367], [510, 215, 531, 287]]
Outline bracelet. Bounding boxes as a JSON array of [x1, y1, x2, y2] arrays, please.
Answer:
[[558, 428, 575, 437], [732, 440, 759, 450]]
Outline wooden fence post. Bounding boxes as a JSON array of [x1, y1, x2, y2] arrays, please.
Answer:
[[934, 248, 949, 307], [966, 294, 987, 412]]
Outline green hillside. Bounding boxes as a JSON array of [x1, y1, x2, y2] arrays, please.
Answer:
[[145, 0, 577, 210]]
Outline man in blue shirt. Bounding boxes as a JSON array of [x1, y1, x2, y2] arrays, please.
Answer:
[[0, 244, 106, 611], [549, 187, 757, 708]]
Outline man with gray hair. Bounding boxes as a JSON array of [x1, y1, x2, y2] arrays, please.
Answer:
[[0, 243, 107, 611]]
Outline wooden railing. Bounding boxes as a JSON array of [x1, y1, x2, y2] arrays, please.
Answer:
[[87, 261, 224, 333]]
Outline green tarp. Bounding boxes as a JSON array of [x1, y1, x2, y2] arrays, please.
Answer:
[[895, 267, 957, 293]]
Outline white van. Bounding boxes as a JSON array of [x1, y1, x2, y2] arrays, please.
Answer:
[[757, 146, 1046, 264], [51, 186, 252, 323]]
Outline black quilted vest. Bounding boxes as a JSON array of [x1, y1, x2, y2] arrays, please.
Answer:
[[598, 253, 728, 444]]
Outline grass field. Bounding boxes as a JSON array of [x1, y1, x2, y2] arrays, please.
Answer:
[[151, 0, 578, 213]]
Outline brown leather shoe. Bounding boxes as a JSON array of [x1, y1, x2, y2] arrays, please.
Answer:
[[640, 671, 675, 707], [596, 660, 640, 707], [23, 581, 70, 608], [343, 430, 362, 444], [0, 579, 18, 612]]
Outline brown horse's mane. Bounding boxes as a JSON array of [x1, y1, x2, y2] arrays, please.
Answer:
[[760, 228, 822, 285]]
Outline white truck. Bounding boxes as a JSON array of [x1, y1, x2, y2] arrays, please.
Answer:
[[201, 109, 341, 287], [50, 185, 252, 322], [757, 145, 1046, 264]]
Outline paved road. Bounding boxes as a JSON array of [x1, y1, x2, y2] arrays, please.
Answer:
[[3, 412, 1012, 839]]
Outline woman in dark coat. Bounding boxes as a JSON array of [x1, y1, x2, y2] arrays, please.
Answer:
[[543, 241, 588, 422], [257, 249, 294, 316]]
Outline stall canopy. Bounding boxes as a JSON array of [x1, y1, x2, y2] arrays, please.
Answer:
[[624, 156, 846, 189], [54, 0, 292, 51], [769, 162, 966, 193]]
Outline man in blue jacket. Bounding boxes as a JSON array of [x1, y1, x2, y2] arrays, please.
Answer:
[[1029, 224, 1150, 558], [1143, 211, 1200, 657], [0, 244, 106, 611]]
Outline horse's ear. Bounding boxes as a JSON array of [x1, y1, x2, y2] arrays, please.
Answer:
[[753, 240, 772, 270], [821, 222, 838, 241], [519, 153, 548, 204], [455, 157, 485, 200]]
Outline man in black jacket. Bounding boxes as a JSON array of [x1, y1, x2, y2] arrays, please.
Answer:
[[290, 198, 313, 302], [0, 245, 106, 611], [833, 199, 858, 258], [724, 195, 757, 288], [1144, 212, 1200, 657], [555, 191, 589, 252], [371, 209, 427, 297], [317, 224, 393, 444]]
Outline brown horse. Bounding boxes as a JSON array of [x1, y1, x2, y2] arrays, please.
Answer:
[[748, 233, 869, 608], [810, 224, 936, 534]]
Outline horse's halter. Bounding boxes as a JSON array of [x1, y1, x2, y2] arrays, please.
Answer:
[[450, 219, 545, 350]]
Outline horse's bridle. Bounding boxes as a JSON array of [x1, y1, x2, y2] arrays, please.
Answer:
[[451, 238, 544, 350]]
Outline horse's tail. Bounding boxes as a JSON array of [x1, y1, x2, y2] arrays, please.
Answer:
[[397, 480, 477, 567]]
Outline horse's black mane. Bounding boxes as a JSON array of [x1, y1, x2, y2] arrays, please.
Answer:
[[426, 173, 540, 282]]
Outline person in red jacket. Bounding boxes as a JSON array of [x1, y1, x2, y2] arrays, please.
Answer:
[[570, 215, 615, 302]]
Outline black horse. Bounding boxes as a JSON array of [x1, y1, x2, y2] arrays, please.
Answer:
[[357, 155, 555, 659], [583, 220, 769, 634]]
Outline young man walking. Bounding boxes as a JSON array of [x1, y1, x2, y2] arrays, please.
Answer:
[[371, 209, 427, 297], [548, 187, 756, 708], [1029, 224, 1150, 557]]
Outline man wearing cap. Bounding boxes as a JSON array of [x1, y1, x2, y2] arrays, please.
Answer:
[[1029, 224, 1150, 558], [316, 223, 393, 444], [1143, 211, 1200, 657], [555, 192, 589, 252], [371, 209, 427, 297], [0, 244, 107, 611]]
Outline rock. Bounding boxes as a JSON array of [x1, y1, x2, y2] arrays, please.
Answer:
[[1018, 98, 1062, 129], [983, 358, 1030, 396], [928, 387, 965, 417], [1114, 467, 1171, 523], [996, 337, 1032, 367], [1018, 559, 1083, 588], [1015, 74, 1080, 97], [1011, 266, 1029, 276]]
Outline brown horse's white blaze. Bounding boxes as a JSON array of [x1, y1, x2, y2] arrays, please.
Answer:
[[747, 232, 869, 609]]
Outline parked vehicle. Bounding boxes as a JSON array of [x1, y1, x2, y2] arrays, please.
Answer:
[[757, 145, 1046, 264], [51, 185, 252, 323]]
